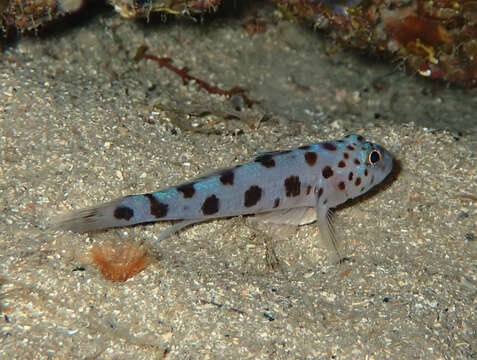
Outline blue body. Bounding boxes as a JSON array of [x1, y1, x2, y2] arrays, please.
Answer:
[[54, 135, 393, 261]]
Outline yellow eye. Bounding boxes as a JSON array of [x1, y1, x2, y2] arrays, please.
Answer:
[[367, 150, 381, 166]]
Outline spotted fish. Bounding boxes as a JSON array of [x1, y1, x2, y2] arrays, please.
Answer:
[[53, 134, 393, 261]]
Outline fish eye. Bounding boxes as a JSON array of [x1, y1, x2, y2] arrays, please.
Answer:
[[367, 150, 381, 166]]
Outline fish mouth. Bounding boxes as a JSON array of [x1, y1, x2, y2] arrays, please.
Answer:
[[382, 151, 394, 178]]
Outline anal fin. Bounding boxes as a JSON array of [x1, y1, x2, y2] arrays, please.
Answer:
[[250, 207, 317, 239], [253, 207, 317, 226], [154, 219, 206, 243]]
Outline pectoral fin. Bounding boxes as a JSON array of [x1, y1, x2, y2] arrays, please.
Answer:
[[316, 207, 343, 263]]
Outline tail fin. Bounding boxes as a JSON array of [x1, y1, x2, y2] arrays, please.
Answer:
[[51, 198, 133, 233]]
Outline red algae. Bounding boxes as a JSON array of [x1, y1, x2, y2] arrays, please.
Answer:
[[385, 15, 450, 47], [135, 46, 255, 107], [90, 243, 151, 282]]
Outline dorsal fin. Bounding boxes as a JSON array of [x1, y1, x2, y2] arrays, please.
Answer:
[[254, 150, 283, 158]]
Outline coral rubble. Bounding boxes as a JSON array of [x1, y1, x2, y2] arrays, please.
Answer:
[[1, 0, 84, 33], [273, 0, 477, 86], [108, 0, 222, 18]]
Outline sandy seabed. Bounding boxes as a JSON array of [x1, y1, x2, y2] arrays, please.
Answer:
[[1, 5, 475, 359]]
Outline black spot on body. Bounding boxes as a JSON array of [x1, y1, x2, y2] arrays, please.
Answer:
[[304, 152, 318, 166], [219, 170, 234, 185], [244, 185, 262, 207], [145, 194, 168, 218], [317, 187, 324, 198], [338, 181, 346, 190], [322, 166, 334, 179], [338, 160, 346, 168], [299, 145, 311, 150], [354, 159, 361, 165], [202, 195, 219, 215], [347, 145, 355, 151], [355, 177, 362, 186], [273, 198, 280, 208], [284, 176, 301, 197], [344, 152, 349, 159], [306, 185, 312, 195], [322, 142, 337, 151], [357, 135, 364, 142], [255, 155, 275, 168], [177, 183, 195, 198], [114, 206, 134, 220], [364, 169, 368, 177], [348, 172, 354, 181]]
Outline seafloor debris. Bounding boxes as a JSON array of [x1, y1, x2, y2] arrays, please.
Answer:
[[135, 45, 255, 106], [273, 0, 477, 86], [90, 242, 151, 282], [0, 0, 84, 33], [108, 0, 222, 18]]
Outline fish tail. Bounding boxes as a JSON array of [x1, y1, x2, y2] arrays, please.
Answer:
[[51, 195, 158, 233]]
